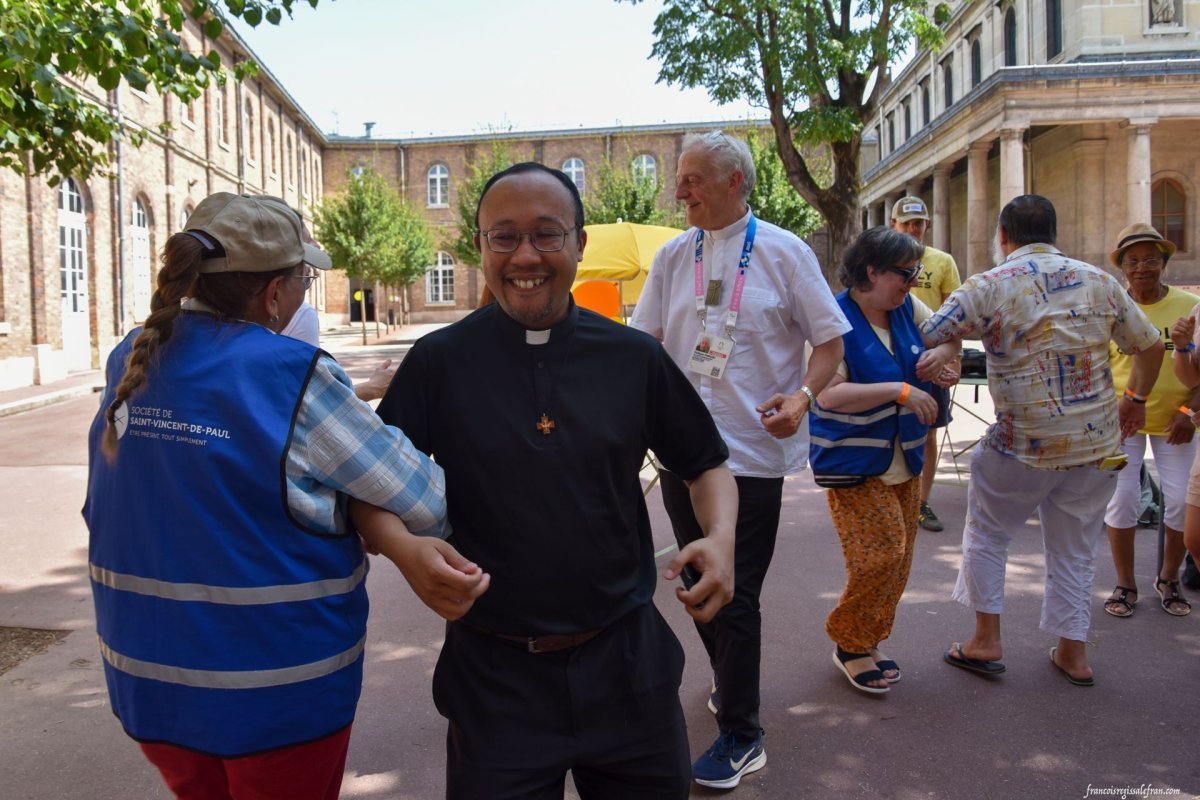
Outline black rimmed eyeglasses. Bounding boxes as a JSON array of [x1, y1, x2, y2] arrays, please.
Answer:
[[479, 227, 578, 253], [883, 263, 924, 282]]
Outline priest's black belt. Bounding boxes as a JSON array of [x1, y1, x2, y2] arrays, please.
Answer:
[[457, 620, 605, 653]]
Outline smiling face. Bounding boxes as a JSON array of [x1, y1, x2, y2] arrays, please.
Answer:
[[1118, 241, 1166, 300], [675, 147, 746, 231], [863, 258, 922, 312], [475, 171, 585, 329]]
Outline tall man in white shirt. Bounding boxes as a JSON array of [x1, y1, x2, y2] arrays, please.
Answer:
[[632, 131, 849, 790]]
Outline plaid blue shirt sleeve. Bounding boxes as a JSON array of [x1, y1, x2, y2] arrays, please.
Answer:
[[285, 355, 449, 538]]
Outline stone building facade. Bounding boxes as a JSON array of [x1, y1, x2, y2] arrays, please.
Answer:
[[0, 21, 326, 389], [861, 0, 1200, 280]]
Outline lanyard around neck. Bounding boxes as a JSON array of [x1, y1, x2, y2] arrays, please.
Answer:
[[693, 214, 757, 338]]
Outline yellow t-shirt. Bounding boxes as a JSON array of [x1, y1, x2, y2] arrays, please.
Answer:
[[911, 246, 961, 310], [1109, 285, 1200, 434]]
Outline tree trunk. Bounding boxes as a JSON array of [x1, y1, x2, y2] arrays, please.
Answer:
[[358, 290, 368, 347], [373, 280, 381, 339]]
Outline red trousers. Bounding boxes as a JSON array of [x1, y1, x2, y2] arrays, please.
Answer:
[[139, 725, 352, 800]]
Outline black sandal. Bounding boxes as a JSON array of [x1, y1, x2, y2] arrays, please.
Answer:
[[1155, 578, 1192, 617], [1103, 586, 1137, 618]]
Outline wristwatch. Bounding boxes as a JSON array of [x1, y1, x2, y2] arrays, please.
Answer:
[[799, 385, 817, 408]]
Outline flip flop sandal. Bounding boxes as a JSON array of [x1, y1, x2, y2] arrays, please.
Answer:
[[1049, 646, 1094, 687], [1155, 578, 1192, 617], [942, 643, 1006, 675], [833, 648, 890, 694], [1103, 586, 1137, 618]]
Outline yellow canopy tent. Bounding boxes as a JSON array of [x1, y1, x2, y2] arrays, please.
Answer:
[[572, 222, 683, 315]]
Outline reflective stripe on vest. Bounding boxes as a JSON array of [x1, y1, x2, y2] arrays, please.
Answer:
[[89, 560, 366, 605]]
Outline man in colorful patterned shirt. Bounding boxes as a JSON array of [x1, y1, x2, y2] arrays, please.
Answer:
[[921, 195, 1163, 686]]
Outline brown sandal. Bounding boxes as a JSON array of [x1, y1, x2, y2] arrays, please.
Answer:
[[1103, 586, 1137, 618]]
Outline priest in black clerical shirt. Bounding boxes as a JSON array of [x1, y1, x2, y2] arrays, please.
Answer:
[[354, 162, 738, 800]]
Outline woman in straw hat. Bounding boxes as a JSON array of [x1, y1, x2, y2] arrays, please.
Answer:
[[83, 192, 453, 798], [1103, 223, 1194, 618]]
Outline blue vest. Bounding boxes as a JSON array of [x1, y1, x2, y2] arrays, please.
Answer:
[[809, 292, 930, 485], [84, 313, 368, 757]]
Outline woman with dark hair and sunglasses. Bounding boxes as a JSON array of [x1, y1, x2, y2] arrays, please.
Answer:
[[83, 193, 455, 799], [809, 226, 959, 694]]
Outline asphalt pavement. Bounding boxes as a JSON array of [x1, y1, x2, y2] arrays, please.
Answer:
[[0, 322, 1196, 800]]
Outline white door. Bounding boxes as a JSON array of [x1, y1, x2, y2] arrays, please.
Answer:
[[58, 179, 91, 371]]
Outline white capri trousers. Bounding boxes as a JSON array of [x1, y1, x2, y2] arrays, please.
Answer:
[[1102, 433, 1194, 531], [953, 444, 1118, 642]]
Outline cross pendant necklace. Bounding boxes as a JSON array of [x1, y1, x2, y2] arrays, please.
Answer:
[[530, 327, 575, 437]]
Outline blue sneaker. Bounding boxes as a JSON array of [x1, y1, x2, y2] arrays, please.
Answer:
[[692, 731, 766, 789]]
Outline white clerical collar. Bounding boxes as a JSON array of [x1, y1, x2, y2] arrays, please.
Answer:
[[525, 329, 551, 345], [708, 207, 753, 241]]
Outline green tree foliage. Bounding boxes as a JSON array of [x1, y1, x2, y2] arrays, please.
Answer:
[[316, 167, 433, 342], [745, 130, 821, 238], [0, 0, 319, 183], [447, 141, 515, 268], [583, 156, 683, 228], [632, 0, 947, 272]]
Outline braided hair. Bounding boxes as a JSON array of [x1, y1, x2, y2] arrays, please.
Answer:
[[100, 232, 295, 462]]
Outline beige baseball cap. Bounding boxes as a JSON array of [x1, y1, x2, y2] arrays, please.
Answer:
[[891, 196, 930, 223], [186, 193, 332, 274]]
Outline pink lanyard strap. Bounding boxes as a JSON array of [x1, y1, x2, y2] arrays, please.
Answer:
[[693, 215, 758, 338]]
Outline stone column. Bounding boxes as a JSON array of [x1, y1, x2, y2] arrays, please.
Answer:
[[999, 128, 1026, 206], [967, 140, 992, 275], [884, 193, 901, 223], [1125, 120, 1155, 224], [905, 180, 921, 197], [932, 166, 952, 252], [1074, 134, 1108, 268]]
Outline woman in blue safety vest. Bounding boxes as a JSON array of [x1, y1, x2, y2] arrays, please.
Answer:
[[809, 226, 959, 695], [83, 193, 449, 799]]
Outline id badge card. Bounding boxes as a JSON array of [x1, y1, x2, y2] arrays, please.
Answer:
[[687, 331, 734, 380]]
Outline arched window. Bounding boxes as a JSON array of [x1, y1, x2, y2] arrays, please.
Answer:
[[631, 154, 656, 184], [1046, 0, 1063, 59], [130, 199, 153, 321], [970, 39, 982, 87], [886, 113, 895, 153], [426, 252, 455, 304], [903, 100, 912, 139], [562, 158, 585, 193], [943, 62, 954, 109], [1004, 8, 1018, 67], [919, 80, 931, 127], [300, 145, 308, 194], [313, 160, 321, 200], [1152, 179, 1187, 252], [428, 164, 450, 206], [57, 178, 88, 317], [286, 133, 294, 184], [268, 120, 276, 174]]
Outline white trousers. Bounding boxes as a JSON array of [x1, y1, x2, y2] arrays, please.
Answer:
[[1102, 433, 1194, 531], [953, 444, 1118, 641]]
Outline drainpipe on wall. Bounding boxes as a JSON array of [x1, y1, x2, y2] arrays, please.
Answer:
[[113, 87, 128, 336]]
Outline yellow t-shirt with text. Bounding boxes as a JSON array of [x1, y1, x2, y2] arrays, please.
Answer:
[[911, 246, 961, 310], [1109, 285, 1200, 434]]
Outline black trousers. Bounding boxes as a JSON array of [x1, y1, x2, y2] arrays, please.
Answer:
[[433, 603, 690, 800], [659, 470, 784, 744]]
